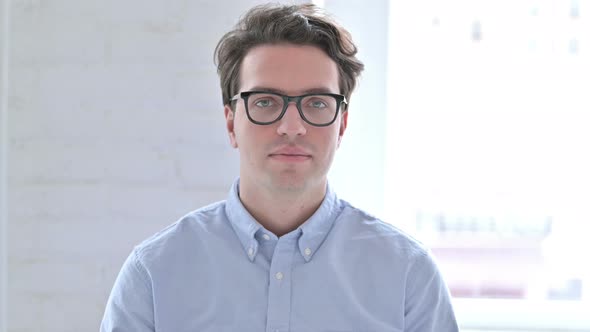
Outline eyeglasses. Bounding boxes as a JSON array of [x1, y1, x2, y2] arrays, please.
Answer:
[[230, 91, 348, 127]]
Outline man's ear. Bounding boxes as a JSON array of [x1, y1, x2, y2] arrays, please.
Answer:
[[224, 105, 238, 148], [337, 110, 348, 147]]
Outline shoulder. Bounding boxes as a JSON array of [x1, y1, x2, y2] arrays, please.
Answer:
[[132, 200, 229, 265], [335, 199, 432, 264]]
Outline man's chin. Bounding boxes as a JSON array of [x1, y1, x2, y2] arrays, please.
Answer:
[[272, 178, 307, 193], [268, 172, 327, 195]]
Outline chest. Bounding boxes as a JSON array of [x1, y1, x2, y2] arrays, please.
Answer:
[[151, 246, 405, 332]]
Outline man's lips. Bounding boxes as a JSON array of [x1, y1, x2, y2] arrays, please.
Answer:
[[269, 147, 311, 156], [269, 154, 311, 162], [268, 147, 312, 161]]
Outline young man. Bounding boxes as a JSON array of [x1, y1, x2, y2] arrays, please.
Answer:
[[101, 4, 458, 332]]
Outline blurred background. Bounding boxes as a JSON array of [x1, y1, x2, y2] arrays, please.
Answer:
[[1, 0, 589, 331]]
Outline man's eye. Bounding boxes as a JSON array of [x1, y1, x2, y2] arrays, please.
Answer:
[[254, 99, 274, 107], [309, 100, 327, 109]]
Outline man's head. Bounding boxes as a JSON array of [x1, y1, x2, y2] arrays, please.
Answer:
[[214, 4, 364, 194], [214, 3, 364, 107]]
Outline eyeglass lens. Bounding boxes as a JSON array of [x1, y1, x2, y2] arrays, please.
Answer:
[[246, 93, 338, 125]]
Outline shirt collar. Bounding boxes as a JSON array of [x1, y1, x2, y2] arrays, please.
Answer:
[[224, 178, 343, 263], [296, 181, 342, 262], [225, 179, 262, 262]]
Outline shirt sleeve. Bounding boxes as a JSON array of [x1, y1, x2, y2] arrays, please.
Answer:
[[100, 249, 155, 332], [404, 250, 459, 332]]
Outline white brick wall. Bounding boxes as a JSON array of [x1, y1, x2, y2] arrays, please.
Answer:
[[1, 0, 10, 330], [5, 1, 271, 331], [4, 0, 387, 331]]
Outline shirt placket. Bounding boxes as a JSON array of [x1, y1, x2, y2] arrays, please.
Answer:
[[265, 234, 297, 332]]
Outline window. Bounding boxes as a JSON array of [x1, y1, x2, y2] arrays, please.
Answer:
[[385, 0, 590, 330], [324, 0, 589, 330]]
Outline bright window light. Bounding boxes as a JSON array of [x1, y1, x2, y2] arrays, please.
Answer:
[[385, 0, 590, 330]]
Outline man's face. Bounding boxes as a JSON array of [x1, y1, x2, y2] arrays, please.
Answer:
[[224, 44, 347, 193]]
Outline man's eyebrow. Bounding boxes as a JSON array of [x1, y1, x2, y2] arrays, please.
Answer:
[[249, 87, 337, 95]]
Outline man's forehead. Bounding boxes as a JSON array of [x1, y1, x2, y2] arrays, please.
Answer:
[[247, 86, 336, 95], [238, 44, 340, 94]]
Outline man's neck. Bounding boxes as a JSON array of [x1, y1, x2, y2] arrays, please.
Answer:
[[238, 179, 327, 237]]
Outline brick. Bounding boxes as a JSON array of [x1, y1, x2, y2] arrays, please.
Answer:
[[5, 1, 291, 331]]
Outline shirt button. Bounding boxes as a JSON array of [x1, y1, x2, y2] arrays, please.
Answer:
[[263, 234, 271, 240], [275, 272, 284, 280], [304, 248, 312, 256]]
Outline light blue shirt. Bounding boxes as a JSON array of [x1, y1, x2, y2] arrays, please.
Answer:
[[101, 179, 458, 332]]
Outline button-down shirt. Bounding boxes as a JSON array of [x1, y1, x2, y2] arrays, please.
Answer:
[[101, 179, 458, 332]]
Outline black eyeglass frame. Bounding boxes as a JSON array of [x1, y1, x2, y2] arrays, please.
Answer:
[[230, 90, 348, 127]]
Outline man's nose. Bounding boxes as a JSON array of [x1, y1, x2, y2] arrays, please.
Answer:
[[276, 102, 307, 137]]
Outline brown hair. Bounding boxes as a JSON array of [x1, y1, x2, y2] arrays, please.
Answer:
[[214, 3, 364, 108]]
